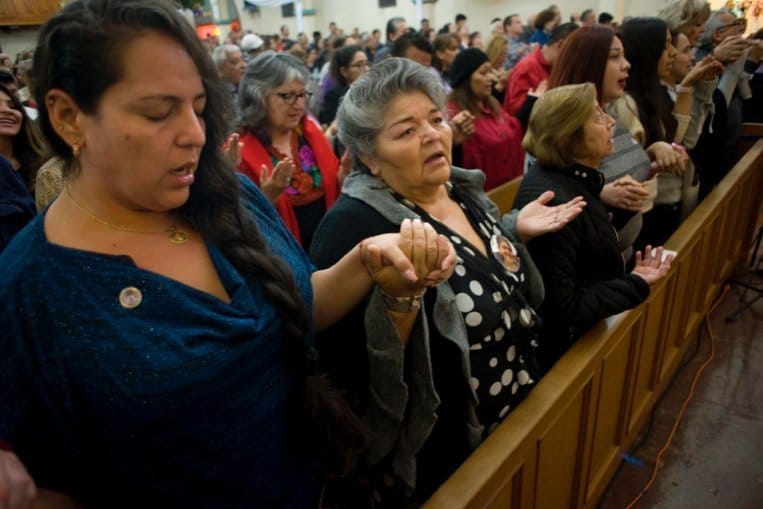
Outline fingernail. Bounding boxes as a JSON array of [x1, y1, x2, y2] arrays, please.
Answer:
[[405, 269, 417, 281]]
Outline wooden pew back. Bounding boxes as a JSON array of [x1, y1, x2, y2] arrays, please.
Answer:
[[486, 177, 523, 215], [424, 137, 763, 509]]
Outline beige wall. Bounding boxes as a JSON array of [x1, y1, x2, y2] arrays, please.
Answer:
[[12, 0, 751, 62], [236, 0, 671, 40], [0, 28, 40, 62]]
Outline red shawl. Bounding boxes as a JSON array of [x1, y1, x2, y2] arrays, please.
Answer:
[[237, 116, 339, 245]]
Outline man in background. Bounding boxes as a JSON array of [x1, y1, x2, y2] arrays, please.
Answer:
[[580, 9, 597, 27], [373, 16, 407, 63], [503, 14, 531, 72]]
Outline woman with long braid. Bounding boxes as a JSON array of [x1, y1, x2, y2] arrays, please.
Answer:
[[0, 1, 455, 507]]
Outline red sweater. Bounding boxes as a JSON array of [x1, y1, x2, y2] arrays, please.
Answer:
[[447, 102, 524, 190], [504, 48, 551, 116], [237, 117, 339, 245]]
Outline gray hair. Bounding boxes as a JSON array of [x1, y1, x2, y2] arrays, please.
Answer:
[[211, 43, 241, 69], [658, 0, 711, 32], [697, 9, 732, 48], [337, 57, 445, 165], [236, 51, 309, 143]]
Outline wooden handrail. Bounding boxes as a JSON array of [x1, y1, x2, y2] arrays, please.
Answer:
[[737, 123, 763, 158], [425, 135, 763, 509]]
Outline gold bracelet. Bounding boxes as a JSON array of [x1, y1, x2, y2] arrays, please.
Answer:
[[380, 287, 427, 313]]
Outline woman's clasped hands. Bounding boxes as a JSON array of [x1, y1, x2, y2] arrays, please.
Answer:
[[647, 141, 689, 176], [360, 218, 456, 298], [601, 175, 650, 212]]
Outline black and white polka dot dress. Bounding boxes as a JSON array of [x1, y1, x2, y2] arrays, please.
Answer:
[[390, 183, 541, 437]]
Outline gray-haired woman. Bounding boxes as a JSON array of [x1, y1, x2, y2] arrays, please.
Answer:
[[310, 57, 586, 506], [236, 51, 348, 247]]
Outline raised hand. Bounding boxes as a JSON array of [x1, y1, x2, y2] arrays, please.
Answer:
[[680, 55, 724, 85], [450, 110, 476, 144], [631, 245, 674, 284], [712, 34, 748, 63], [223, 133, 243, 167], [516, 190, 586, 242], [259, 158, 295, 203]]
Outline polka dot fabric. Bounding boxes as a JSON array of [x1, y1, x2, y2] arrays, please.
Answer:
[[389, 183, 541, 437]]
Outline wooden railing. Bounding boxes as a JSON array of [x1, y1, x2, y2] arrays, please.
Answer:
[[424, 135, 763, 509]]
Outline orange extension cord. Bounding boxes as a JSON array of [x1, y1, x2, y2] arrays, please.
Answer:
[[624, 283, 731, 509]]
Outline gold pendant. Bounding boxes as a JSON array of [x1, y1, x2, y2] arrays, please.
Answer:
[[169, 226, 189, 244]]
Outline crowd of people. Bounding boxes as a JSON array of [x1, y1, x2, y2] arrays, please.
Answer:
[[0, 0, 761, 507]]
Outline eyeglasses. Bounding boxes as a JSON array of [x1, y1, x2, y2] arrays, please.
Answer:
[[715, 19, 746, 32], [348, 61, 371, 69], [274, 90, 313, 105]]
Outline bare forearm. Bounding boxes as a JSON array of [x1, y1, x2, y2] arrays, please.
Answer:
[[386, 309, 419, 347], [311, 243, 372, 332]]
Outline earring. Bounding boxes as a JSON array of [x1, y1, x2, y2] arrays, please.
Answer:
[[72, 144, 80, 157]]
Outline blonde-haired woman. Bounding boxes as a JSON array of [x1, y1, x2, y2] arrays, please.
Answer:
[[514, 83, 673, 372], [484, 34, 510, 103]]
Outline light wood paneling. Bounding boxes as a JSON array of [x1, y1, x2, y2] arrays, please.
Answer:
[[425, 133, 763, 509], [0, 0, 61, 26]]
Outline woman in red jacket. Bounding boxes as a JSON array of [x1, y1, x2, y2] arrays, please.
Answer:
[[446, 48, 524, 190], [237, 51, 346, 247]]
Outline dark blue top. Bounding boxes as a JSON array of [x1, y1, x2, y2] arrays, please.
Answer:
[[0, 176, 321, 508], [0, 155, 36, 254], [528, 29, 549, 46]]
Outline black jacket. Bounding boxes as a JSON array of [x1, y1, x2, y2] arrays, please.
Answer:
[[0, 156, 36, 254], [513, 162, 650, 370]]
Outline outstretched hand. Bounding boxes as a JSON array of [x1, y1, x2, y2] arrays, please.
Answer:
[[361, 218, 456, 297], [631, 245, 674, 285], [516, 191, 586, 242]]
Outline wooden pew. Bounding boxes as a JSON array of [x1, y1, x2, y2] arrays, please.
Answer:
[[737, 123, 763, 158], [424, 136, 763, 509], [486, 177, 523, 214]]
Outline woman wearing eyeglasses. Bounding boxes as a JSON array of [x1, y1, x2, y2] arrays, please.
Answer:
[[319, 44, 369, 129], [237, 51, 347, 247]]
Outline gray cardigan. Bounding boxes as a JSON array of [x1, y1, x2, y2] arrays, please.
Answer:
[[336, 166, 545, 492]]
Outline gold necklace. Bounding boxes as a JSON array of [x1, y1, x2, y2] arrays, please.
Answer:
[[64, 185, 189, 244]]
